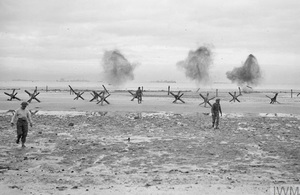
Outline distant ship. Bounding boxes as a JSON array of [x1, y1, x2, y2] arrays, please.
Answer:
[[57, 78, 89, 82], [150, 80, 176, 83]]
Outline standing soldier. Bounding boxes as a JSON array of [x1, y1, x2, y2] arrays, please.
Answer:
[[11, 102, 33, 147], [211, 99, 222, 129], [136, 87, 143, 104]]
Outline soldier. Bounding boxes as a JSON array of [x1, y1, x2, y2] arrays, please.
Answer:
[[11, 102, 33, 147], [136, 87, 143, 104], [211, 98, 222, 129]]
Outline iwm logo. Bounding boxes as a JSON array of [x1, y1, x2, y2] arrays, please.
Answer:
[[272, 185, 300, 195]]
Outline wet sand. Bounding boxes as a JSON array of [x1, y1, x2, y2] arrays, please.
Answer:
[[0, 90, 300, 195]]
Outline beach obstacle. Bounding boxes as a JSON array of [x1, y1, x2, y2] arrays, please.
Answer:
[[199, 92, 215, 107], [97, 93, 110, 105], [25, 88, 41, 103], [167, 86, 185, 103], [229, 91, 241, 102], [266, 93, 280, 104], [68, 85, 84, 100], [90, 91, 103, 102], [238, 87, 242, 96], [129, 87, 143, 103], [128, 90, 138, 101], [4, 89, 21, 101], [29, 110, 39, 115], [170, 91, 185, 103], [96, 85, 111, 105]]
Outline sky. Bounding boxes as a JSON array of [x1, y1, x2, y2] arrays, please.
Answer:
[[0, 0, 299, 86]]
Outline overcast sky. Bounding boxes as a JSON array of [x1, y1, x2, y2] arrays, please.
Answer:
[[0, 0, 299, 85]]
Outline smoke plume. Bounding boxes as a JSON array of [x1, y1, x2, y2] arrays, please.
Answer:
[[176, 46, 213, 83], [101, 50, 137, 86], [226, 54, 262, 86]]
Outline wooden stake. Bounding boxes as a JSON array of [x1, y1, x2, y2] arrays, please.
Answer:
[[102, 85, 110, 95], [101, 91, 105, 106]]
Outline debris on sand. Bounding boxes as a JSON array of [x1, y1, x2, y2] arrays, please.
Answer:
[[0, 111, 299, 195]]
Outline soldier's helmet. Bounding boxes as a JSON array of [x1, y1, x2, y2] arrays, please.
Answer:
[[21, 102, 28, 106]]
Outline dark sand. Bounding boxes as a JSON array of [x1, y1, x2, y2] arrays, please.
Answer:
[[0, 90, 300, 194]]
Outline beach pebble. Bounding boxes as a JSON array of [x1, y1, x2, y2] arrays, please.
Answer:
[[56, 186, 67, 191], [9, 185, 20, 189]]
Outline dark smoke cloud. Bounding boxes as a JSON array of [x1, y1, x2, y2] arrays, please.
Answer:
[[101, 50, 137, 86], [226, 54, 262, 86], [176, 46, 213, 83]]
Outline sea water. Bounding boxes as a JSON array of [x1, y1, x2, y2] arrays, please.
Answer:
[[0, 80, 298, 92]]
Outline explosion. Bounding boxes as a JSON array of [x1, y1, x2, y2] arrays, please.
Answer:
[[226, 54, 262, 86], [177, 46, 213, 84], [101, 50, 137, 86]]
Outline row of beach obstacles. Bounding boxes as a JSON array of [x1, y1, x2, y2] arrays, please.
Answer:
[[4, 87, 41, 103], [3, 85, 299, 107], [68, 85, 111, 105]]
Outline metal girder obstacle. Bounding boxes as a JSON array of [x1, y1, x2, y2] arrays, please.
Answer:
[[25, 88, 41, 103], [199, 92, 215, 107], [96, 85, 111, 106], [68, 85, 84, 100], [229, 91, 241, 102], [167, 86, 185, 103], [4, 89, 21, 101], [29, 110, 39, 115], [170, 91, 185, 103], [266, 93, 280, 104], [97, 93, 111, 105], [128, 87, 143, 104], [90, 91, 103, 102], [128, 90, 138, 101]]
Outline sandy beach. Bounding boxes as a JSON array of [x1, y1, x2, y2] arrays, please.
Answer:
[[0, 89, 300, 195]]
